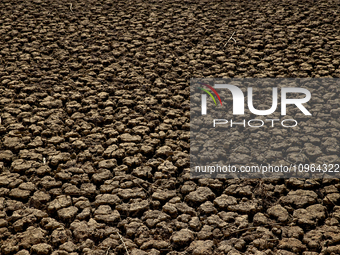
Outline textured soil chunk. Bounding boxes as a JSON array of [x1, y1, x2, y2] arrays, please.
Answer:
[[116, 199, 150, 217], [48, 195, 72, 212], [59, 241, 77, 252], [216, 241, 237, 254], [94, 194, 121, 207], [0, 218, 8, 227], [41, 218, 64, 231], [130, 249, 148, 255], [63, 184, 81, 196], [98, 159, 117, 169], [188, 240, 214, 255], [57, 206, 78, 222], [189, 217, 202, 231], [48, 136, 65, 145], [4, 137, 24, 150], [225, 185, 253, 197], [94, 205, 120, 223], [323, 193, 340, 205], [77, 207, 91, 220], [174, 203, 197, 216], [267, 205, 289, 222], [28, 137, 44, 148], [15, 250, 30, 255], [235, 215, 249, 229], [0, 150, 14, 161], [70, 221, 91, 242], [9, 188, 31, 200], [280, 190, 318, 208], [207, 214, 227, 228], [40, 97, 63, 108], [30, 243, 52, 255], [91, 170, 113, 184], [35, 165, 52, 176], [253, 213, 268, 226], [181, 181, 197, 195], [17, 227, 47, 249], [214, 194, 238, 209], [281, 226, 304, 239], [123, 155, 142, 167], [324, 245, 340, 254], [1, 239, 19, 254], [51, 227, 71, 246], [80, 183, 97, 197], [119, 133, 142, 143], [302, 229, 323, 250], [49, 153, 71, 166], [19, 182, 36, 191], [40, 177, 62, 190], [185, 187, 216, 205], [73, 197, 91, 209], [293, 204, 326, 226], [228, 200, 260, 214], [198, 201, 217, 215], [163, 203, 178, 218], [155, 145, 173, 157], [116, 188, 146, 200], [171, 229, 194, 246], [11, 208, 47, 232], [30, 191, 51, 208], [142, 210, 171, 227], [132, 166, 152, 178], [11, 160, 34, 173], [0, 198, 5, 211], [4, 199, 24, 212], [140, 239, 169, 250], [278, 238, 307, 253], [158, 161, 177, 175], [151, 189, 177, 202], [219, 238, 246, 252]]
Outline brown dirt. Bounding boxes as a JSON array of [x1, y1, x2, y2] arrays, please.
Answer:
[[0, 0, 340, 254]]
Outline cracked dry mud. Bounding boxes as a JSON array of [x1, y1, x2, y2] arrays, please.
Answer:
[[0, 0, 340, 255]]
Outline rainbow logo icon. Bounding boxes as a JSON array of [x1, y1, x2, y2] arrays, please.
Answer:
[[198, 82, 222, 106]]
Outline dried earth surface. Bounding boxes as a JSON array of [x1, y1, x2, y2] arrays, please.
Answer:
[[1, 0, 340, 254]]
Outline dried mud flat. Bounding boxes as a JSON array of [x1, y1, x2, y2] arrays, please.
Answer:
[[1, 0, 340, 254]]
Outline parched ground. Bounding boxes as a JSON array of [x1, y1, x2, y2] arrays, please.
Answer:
[[1, 0, 340, 254]]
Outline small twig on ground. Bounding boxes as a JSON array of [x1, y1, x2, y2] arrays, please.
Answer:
[[323, 188, 336, 206], [133, 178, 150, 195], [297, 148, 304, 160], [69, 3, 73, 12], [105, 246, 111, 255], [284, 157, 294, 164], [232, 145, 241, 152], [116, 230, 129, 255], [224, 31, 236, 47], [229, 226, 257, 234], [229, 222, 283, 235]]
